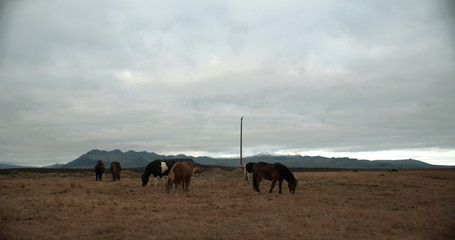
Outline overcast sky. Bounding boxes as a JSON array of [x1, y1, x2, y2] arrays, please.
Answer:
[[1, 0, 454, 167]]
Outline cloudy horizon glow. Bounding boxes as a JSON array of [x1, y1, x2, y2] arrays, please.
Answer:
[[1, 0, 454, 167]]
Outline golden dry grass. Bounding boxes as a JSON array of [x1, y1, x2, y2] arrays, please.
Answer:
[[1, 168, 454, 239]]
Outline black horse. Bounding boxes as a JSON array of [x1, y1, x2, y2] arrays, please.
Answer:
[[252, 162, 297, 194], [141, 160, 177, 187], [94, 160, 105, 181], [244, 162, 256, 182], [110, 161, 121, 181]]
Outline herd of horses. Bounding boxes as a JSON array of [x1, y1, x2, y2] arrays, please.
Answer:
[[95, 160, 121, 181], [94, 159, 297, 194]]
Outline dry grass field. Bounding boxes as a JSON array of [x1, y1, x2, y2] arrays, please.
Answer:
[[1, 168, 454, 240]]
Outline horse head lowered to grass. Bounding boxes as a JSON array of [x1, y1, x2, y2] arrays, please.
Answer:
[[252, 162, 297, 194]]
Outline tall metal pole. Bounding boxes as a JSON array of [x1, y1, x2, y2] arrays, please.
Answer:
[[240, 116, 243, 168]]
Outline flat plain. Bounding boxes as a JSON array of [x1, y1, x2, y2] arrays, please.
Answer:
[[1, 168, 454, 240]]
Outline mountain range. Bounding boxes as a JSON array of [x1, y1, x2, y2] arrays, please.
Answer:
[[47, 149, 450, 170], [0, 163, 29, 169]]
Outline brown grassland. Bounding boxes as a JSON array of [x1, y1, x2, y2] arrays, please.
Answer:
[[1, 168, 454, 240]]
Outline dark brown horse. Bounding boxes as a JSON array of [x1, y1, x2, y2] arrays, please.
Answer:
[[252, 162, 297, 194], [166, 162, 193, 193], [94, 160, 105, 181], [110, 161, 121, 181]]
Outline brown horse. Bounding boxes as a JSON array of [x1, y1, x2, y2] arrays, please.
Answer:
[[166, 162, 193, 193], [193, 167, 203, 176], [110, 161, 121, 181], [94, 160, 105, 181], [252, 162, 297, 194]]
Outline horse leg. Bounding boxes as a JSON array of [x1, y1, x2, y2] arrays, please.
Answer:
[[186, 177, 190, 192], [185, 179, 189, 192], [269, 179, 277, 193], [253, 175, 262, 192], [278, 179, 283, 194], [154, 177, 159, 187], [161, 175, 166, 184], [179, 180, 184, 192]]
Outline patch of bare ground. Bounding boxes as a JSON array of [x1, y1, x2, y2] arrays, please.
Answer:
[[1, 169, 454, 239]]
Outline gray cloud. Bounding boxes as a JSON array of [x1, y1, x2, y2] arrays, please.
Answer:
[[0, 0, 454, 166]]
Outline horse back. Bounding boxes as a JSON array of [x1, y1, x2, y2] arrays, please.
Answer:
[[169, 162, 193, 180]]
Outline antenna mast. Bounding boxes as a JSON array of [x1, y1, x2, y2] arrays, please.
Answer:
[[240, 116, 243, 167]]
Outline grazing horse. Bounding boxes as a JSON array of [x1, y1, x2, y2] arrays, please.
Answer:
[[244, 162, 256, 182], [193, 167, 203, 176], [94, 160, 105, 181], [252, 162, 297, 194], [110, 161, 121, 181], [141, 160, 177, 187], [166, 162, 193, 193]]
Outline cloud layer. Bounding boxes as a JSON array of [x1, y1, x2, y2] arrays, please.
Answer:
[[1, 0, 454, 166]]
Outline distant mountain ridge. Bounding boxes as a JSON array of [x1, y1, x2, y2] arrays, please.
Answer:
[[0, 163, 29, 169], [62, 149, 193, 169], [58, 149, 450, 170]]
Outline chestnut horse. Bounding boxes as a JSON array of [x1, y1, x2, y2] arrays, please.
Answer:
[[193, 167, 203, 176], [110, 161, 121, 181], [252, 162, 297, 194], [166, 162, 193, 193], [94, 160, 105, 181]]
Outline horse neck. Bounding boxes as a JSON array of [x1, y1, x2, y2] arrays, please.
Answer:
[[168, 169, 175, 181], [284, 170, 296, 183], [143, 165, 153, 178]]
